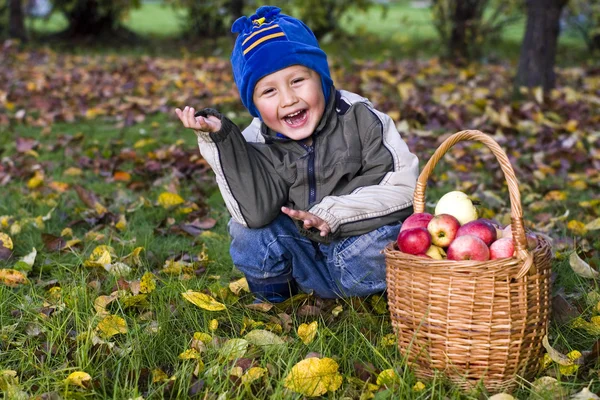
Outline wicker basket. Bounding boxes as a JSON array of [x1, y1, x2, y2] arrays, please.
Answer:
[[385, 130, 552, 393]]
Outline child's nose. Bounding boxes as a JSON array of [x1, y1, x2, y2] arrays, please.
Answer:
[[279, 88, 298, 107]]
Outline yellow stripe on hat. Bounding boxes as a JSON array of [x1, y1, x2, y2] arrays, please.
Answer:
[[243, 32, 286, 55], [242, 24, 281, 45]]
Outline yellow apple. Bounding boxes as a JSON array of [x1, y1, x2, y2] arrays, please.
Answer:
[[434, 191, 478, 225], [425, 244, 447, 260]]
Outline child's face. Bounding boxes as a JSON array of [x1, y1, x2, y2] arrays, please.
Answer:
[[253, 65, 325, 141]]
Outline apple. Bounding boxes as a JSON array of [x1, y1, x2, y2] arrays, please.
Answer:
[[501, 227, 538, 249], [489, 237, 515, 259], [400, 213, 434, 232], [456, 219, 497, 246], [446, 235, 490, 261], [426, 244, 446, 260], [434, 191, 478, 225], [427, 214, 460, 248], [397, 227, 431, 255]]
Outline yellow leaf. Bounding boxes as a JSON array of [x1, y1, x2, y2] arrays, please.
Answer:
[[0, 370, 18, 390], [228, 277, 249, 295], [544, 190, 567, 201], [0, 233, 13, 250], [559, 350, 582, 375], [134, 138, 156, 148], [121, 294, 148, 309], [241, 367, 267, 385], [568, 220, 588, 236], [27, 170, 44, 189], [0, 269, 28, 287], [140, 272, 156, 294], [94, 202, 108, 215], [94, 293, 119, 316], [585, 218, 600, 231], [179, 348, 201, 360], [413, 381, 426, 391], [380, 333, 396, 347], [152, 369, 169, 383], [64, 371, 92, 388], [376, 369, 401, 386], [63, 167, 83, 176], [284, 357, 342, 397], [84, 245, 114, 267], [209, 319, 218, 331], [157, 192, 185, 208], [97, 314, 128, 338], [61, 228, 73, 237], [193, 332, 213, 345], [115, 214, 127, 231], [48, 181, 69, 193], [182, 290, 226, 311], [123, 246, 144, 267], [298, 321, 318, 345]]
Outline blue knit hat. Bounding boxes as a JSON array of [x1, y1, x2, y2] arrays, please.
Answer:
[[231, 6, 333, 118]]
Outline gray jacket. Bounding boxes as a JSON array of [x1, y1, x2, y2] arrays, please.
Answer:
[[195, 89, 419, 242]]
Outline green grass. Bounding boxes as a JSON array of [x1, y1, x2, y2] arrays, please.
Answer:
[[1, 112, 599, 398]]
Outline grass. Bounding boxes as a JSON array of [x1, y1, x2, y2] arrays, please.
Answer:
[[1, 110, 599, 398]]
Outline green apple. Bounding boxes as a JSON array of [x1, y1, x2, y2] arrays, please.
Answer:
[[434, 191, 478, 225]]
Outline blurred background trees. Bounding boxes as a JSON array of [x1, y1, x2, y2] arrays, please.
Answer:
[[2, 0, 599, 91]]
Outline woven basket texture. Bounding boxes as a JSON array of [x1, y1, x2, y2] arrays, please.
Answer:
[[385, 130, 552, 393]]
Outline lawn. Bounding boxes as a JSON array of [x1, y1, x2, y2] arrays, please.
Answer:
[[2, 2, 600, 399]]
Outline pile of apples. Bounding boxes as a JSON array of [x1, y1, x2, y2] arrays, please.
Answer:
[[397, 191, 537, 261]]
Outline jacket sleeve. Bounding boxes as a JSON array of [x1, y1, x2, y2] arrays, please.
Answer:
[[308, 108, 419, 237], [194, 108, 289, 228]]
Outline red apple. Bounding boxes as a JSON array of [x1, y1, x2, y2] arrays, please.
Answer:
[[447, 235, 490, 261], [427, 214, 460, 248], [400, 213, 434, 232], [489, 237, 515, 259], [456, 219, 497, 246], [397, 227, 431, 255], [502, 227, 538, 249]]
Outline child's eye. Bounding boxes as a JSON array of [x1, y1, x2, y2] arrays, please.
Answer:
[[262, 88, 274, 95], [292, 78, 304, 84]]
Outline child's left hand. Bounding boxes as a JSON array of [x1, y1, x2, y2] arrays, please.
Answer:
[[281, 206, 330, 237]]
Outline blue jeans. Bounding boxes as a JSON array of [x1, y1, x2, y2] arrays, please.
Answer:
[[228, 214, 401, 299]]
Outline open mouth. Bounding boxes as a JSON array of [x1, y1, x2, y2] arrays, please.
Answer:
[[283, 109, 308, 127]]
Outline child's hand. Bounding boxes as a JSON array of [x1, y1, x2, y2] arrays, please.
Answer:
[[281, 206, 331, 237], [175, 106, 222, 133]]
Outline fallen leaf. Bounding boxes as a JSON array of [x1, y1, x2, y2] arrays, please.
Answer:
[[241, 367, 267, 385], [245, 329, 285, 347], [64, 371, 92, 389], [284, 357, 342, 397], [140, 272, 156, 294], [182, 290, 226, 311], [0, 233, 13, 250], [542, 335, 574, 366], [585, 218, 600, 231], [157, 192, 185, 208], [219, 338, 248, 361], [569, 252, 599, 279], [229, 277, 249, 295], [0, 269, 28, 287], [570, 387, 600, 400], [97, 314, 128, 338], [297, 321, 318, 345]]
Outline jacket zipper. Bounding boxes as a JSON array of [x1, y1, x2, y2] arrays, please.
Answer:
[[300, 141, 317, 206]]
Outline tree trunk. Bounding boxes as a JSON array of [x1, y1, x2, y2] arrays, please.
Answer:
[[9, 0, 27, 42], [228, 0, 244, 22], [65, 0, 117, 37], [449, 0, 482, 62], [515, 0, 568, 91]]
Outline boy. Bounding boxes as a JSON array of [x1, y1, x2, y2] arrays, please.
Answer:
[[175, 6, 419, 302]]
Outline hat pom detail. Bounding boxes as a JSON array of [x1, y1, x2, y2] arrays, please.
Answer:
[[231, 16, 252, 34], [251, 6, 281, 23]]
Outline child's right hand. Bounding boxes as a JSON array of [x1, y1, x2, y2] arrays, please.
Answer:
[[175, 106, 222, 133]]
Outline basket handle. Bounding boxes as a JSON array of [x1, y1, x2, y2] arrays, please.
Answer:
[[413, 130, 533, 278]]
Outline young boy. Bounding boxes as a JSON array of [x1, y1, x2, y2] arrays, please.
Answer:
[[175, 6, 419, 302]]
